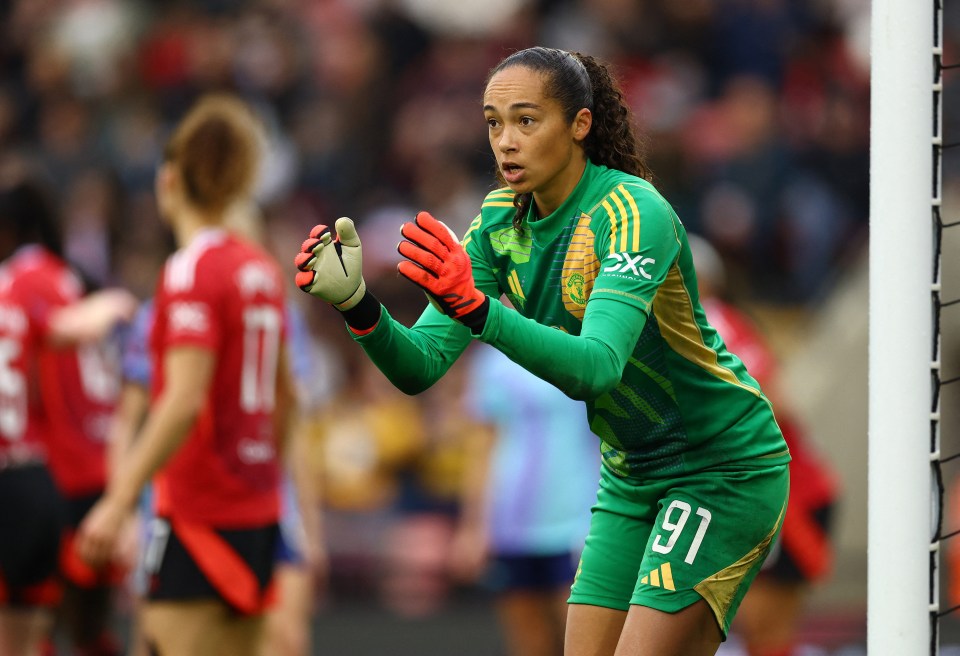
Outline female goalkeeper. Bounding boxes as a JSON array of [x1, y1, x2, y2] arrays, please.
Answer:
[[295, 46, 790, 656]]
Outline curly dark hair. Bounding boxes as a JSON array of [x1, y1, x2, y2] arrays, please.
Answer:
[[486, 47, 651, 232]]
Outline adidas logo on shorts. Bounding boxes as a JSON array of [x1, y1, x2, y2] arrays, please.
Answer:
[[640, 562, 675, 591]]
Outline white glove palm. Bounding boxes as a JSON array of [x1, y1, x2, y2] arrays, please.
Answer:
[[294, 217, 366, 310]]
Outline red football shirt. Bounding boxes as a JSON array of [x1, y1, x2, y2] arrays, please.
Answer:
[[0, 247, 49, 463], [0, 246, 118, 494], [702, 297, 838, 509], [151, 229, 285, 527]]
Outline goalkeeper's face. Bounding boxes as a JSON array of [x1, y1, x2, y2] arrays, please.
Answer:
[[483, 65, 592, 215]]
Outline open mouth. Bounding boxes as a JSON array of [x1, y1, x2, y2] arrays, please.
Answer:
[[502, 163, 524, 182]]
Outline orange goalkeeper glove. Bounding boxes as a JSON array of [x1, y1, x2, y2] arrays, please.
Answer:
[[397, 211, 489, 333]]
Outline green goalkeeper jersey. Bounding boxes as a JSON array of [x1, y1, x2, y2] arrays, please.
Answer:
[[353, 160, 790, 480]]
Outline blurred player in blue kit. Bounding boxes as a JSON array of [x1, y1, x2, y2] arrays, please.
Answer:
[[450, 342, 599, 656]]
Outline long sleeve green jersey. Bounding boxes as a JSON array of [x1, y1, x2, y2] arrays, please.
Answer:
[[352, 160, 790, 480]]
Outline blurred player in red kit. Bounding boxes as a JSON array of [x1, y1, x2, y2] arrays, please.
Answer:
[[0, 170, 135, 656], [77, 94, 295, 656], [36, 222, 134, 655], [690, 234, 840, 656]]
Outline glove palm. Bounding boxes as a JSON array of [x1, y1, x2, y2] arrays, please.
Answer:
[[294, 217, 366, 310]]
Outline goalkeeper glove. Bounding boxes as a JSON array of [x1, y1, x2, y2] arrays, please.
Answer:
[[295, 217, 366, 310], [397, 211, 489, 333]]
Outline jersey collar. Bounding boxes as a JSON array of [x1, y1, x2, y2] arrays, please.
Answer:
[[186, 226, 229, 250], [525, 160, 597, 244]]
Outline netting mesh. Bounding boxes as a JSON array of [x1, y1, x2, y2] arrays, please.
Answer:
[[932, 1, 960, 652]]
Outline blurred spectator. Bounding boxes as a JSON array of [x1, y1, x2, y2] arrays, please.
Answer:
[[683, 69, 866, 302], [0, 0, 872, 306], [47, 0, 144, 99], [61, 168, 125, 287]]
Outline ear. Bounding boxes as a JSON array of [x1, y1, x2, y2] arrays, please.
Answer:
[[154, 162, 181, 216], [572, 108, 592, 142], [155, 162, 177, 197]]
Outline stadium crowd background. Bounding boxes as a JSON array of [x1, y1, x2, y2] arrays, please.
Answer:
[[0, 0, 874, 304], [5, 0, 960, 653]]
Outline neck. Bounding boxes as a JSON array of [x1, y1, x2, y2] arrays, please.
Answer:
[[172, 206, 222, 247], [532, 156, 587, 218]]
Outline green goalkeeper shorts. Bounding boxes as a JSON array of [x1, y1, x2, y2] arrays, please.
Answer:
[[568, 461, 789, 637]]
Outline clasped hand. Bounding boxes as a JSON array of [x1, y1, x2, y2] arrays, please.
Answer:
[[397, 211, 488, 330], [295, 210, 487, 331]]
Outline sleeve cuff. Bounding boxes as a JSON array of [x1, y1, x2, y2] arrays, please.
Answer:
[[341, 290, 382, 334], [463, 296, 490, 335], [476, 297, 502, 343]]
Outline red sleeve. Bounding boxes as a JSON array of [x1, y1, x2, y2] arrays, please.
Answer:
[[17, 264, 81, 340], [702, 299, 777, 388]]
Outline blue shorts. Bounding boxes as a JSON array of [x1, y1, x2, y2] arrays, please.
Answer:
[[274, 527, 304, 566], [484, 552, 579, 593], [275, 476, 305, 566]]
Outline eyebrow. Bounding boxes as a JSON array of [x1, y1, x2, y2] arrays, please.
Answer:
[[483, 101, 543, 112]]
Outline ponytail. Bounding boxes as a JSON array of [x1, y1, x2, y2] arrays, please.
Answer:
[[573, 53, 650, 183]]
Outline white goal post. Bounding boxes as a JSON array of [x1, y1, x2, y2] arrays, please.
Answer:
[[869, 0, 937, 652]]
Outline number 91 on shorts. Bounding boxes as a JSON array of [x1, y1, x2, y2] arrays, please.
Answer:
[[568, 462, 789, 638]]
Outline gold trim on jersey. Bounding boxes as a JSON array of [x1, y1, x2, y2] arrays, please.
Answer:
[[590, 287, 651, 312], [757, 448, 791, 460], [622, 186, 641, 252], [481, 188, 516, 209], [600, 184, 642, 254], [694, 501, 786, 629], [561, 213, 599, 319], [609, 193, 630, 252], [652, 265, 761, 398]]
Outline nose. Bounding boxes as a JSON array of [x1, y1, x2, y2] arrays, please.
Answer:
[[497, 126, 518, 154]]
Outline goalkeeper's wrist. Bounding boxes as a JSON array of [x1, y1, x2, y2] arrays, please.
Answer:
[[339, 289, 382, 333], [460, 296, 490, 335], [333, 279, 367, 311]]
